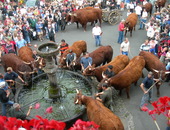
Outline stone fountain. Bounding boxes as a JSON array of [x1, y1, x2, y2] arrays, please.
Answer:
[[36, 42, 60, 99], [15, 42, 93, 127]]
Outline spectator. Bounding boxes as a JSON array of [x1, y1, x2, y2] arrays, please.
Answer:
[[96, 83, 112, 109], [47, 24, 55, 42], [146, 23, 155, 40], [129, 2, 135, 13], [149, 38, 157, 55], [117, 0, 121, 9], [3, 38, 16, 54], [140, 39, 150, 52], [135, 3, 142, 20], [59, 39, 69, 55], [0, 81, 14, 116], [139, 9, 148, 30], [80, 52, 92, 72], [142, 0, 148, 6], [120, 38, 130, 56], [16, 35, 27, 50], [117, 19, 125, 44], [127, 9, 131, 17], [22, 22, 31, 46], [36, 20, 44, 41], [4, 67, 25, 95], [92, 23, 102, 47], [159, 43, 168, 64], [9, 103, 33, 120]]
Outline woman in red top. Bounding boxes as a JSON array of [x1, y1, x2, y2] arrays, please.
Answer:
[[3, 38, 16, 54]]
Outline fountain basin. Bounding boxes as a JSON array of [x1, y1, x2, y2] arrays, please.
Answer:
[[37, 42, 60, 57], [16, 70, 93, 127]]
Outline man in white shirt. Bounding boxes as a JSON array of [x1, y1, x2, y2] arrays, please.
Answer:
[[143, 0, 148, 6], [120, 38, 130, 56], [92, 24, 102, 47], [135, 3, 142, 20], [129, 2, 135, 13], [139, 9, 148, 30]]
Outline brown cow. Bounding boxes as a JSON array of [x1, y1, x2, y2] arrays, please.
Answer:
[[75, 90, 124, 130], [66, 7, 96, 29], [143, 3, 153, 17], [155, 0, 167, 12], [124, 13, 138, 37], [59, 40, 87, 66], [1, 53, 34, 84], [70, 8, 102, 31], [18, 46, 44, 72], [98, 56, 145, 98], [71, 45, 113, 71], [83, 55, 130, 82], [139, 51, 170, 97]]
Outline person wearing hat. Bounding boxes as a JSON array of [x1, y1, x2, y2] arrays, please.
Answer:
[[9, 103, 33, 120], [92, 23, 102, 47], [4, 67, 25, 95], [0, 81, 14, 116], [139, 71, 159, 110], [66, 50, 76, 69], [117, 19, 125, 44], [96, 83, 112, 109], [102, 65, 115, 79], [59, 39, 69, 55]]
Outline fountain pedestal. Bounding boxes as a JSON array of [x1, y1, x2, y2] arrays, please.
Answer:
[[37, 42, 60, 99]]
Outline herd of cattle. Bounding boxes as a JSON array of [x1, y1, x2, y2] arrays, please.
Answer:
[[1, 40, 169, 129], [1, 47, 45, 85], [62, 0, 167, 33]]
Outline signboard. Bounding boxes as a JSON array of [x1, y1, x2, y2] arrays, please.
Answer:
[[26, 0, 37, 7]]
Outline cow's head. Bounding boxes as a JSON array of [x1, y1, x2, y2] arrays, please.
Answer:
[[18, 64, 36, 85], [82, 65, 96, 76], [66, 13, 72, 22], [71, 13, 78, 23], [97, 78, 110, 91], [152, 69, 170, 85], [18, 70, 34, 86], [74, 89, 83, 105], [124, 21, 130, 31]]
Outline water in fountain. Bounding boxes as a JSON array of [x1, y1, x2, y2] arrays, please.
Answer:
[[17, 70, 92, 122]]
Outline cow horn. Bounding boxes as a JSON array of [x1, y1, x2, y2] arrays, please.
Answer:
[[63, 57, 66, 60], [23, 61, 31, 65], [75, 99, 79, 104], [73, 13, 77, 17], [76, 89, 79, 94], [18, 70, 26, 75], [35, 56, 41, 62], [68, 13, 72, 15], [28, 71, 35, 74], [165, 71, 170, 75], [152, 69, 159, 73]]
